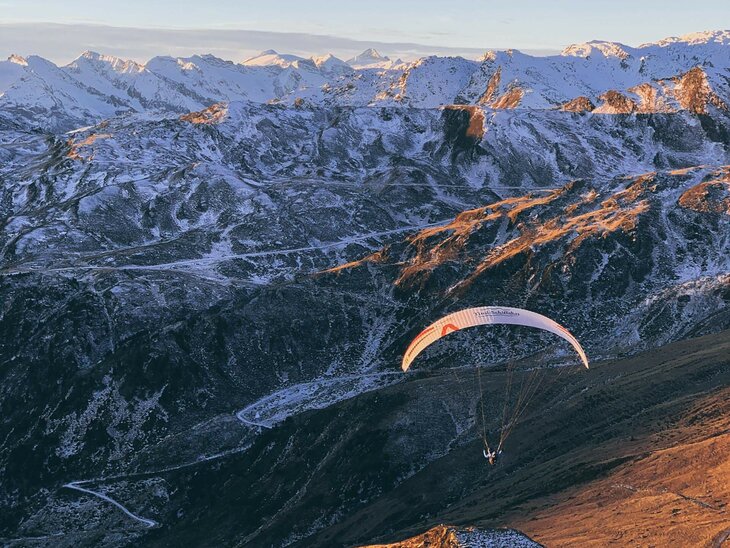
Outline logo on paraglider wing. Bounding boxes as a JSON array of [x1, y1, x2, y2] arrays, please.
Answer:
[[440, 323, 459, 336]]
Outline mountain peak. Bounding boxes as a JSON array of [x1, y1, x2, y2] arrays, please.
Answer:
[[70, 51, 143, 73], [561, 40, 632, 60], [563, 30, 730, 59], [242, 50, 305, 68], [312, 53, 336, 62], [650, 29, 730, 48], [311, 53, 351, 73], [362, 48, 383, 58], [346, 48, 392, 68], [80, 50, 103, 60], [7, 54, 28, 66]]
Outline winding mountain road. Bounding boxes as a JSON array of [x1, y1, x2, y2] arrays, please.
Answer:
[[63, 481, 158, 529]]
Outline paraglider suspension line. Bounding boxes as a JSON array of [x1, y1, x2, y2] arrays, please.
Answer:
[[476, 365, 491, 454], [498, 336, 516, 451]]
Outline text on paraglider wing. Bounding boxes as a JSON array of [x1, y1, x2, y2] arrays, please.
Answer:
[[475, 308, 520, 318]]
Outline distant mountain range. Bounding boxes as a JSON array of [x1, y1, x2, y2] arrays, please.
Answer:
[[1, 30, 729, 131]]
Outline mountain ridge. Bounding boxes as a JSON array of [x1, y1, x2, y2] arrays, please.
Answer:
[[1, 29, 729, 132]]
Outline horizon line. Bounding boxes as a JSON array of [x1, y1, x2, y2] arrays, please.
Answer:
[[0, 22, 726, 67]]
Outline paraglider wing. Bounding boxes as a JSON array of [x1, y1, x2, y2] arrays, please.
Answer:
[[401, 306, 589, 371]]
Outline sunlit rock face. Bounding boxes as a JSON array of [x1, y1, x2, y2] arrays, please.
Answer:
[[0, 30, 729, 547]]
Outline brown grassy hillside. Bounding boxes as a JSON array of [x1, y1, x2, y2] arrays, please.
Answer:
[[355, 331, 729, 547]]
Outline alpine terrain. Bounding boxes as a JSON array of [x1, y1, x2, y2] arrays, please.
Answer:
[[0, 29, 728, 547]]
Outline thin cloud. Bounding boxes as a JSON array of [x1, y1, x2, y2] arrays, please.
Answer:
[[0, 22, 559, 65]]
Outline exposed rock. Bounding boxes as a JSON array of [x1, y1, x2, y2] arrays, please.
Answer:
[[179, 102, 228, 124], [629, 83, 675, 113], [442, 105, 485, 139], [560, 96, 595, 112], [594, 90, 638, 114], [66, 133, 112, 161], [478, 66, 502, 105], [361, 525, 542, 547], [670, 66, 728, 114], [491, 86, 524, 109], [678, 166, 730, 213]]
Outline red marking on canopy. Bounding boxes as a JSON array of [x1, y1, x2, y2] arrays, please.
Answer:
[[412, 326, 435, 345], [440, 323, 460, 336]]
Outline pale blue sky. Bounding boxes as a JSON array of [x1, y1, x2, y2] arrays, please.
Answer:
[[0, 1, 728, 63]]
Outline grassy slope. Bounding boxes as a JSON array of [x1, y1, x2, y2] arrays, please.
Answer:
[[350, 330, 730, 547], [127, 330, 728, 547]]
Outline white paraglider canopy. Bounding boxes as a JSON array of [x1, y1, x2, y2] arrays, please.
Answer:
[[402, 306, 589, 372]]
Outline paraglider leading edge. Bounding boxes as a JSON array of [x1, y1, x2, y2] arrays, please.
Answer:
[[401, 306, 589, 372]]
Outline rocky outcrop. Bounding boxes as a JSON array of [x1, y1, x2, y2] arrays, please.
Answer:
[[180, 102, 228, 124], [361, 525, 541, 547], [629, 83, 674, 113], [670, 66, 728, 114], [594, 90, 638, 113], [491, 86, 524, 109], [477, 66, 502, 105], [560, 96, 595, 112], [442, 105, 485, 139], [66, 132, 112, 161], [678, 166, 730, 213]]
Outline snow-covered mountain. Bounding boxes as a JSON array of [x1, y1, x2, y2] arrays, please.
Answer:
[[242, 49, 308, 68], [1, 30, 729, 131], [0, 29, 729, 547], [346, 47, 402, 69], [457, 30, 730, 111]]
